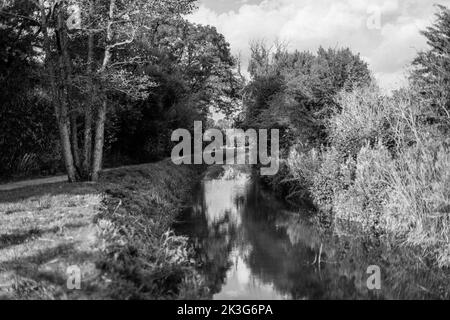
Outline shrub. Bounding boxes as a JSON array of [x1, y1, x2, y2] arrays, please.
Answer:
[[308, 147, 344, 211], [0, 94, 62, 179], [286, 144, 321, 190], [329, 86, 394, 156], [333, 142, 393, 232], [267, 144, 322, 205]]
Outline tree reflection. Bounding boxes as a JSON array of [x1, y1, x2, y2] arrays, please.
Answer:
[[175, 166, 450, 300]]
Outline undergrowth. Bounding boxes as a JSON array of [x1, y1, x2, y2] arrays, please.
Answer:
[[96, 160, 208, 299], [273, 86, 450, 268]]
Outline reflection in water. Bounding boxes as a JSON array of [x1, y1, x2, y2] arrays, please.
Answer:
[[174, 165, 450, 300]]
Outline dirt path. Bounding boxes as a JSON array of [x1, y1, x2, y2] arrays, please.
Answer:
[[0, 175, 69, 192], [0, 163, 163, 192]]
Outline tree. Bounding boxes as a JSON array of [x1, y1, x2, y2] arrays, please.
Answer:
[[107, 18, 243, 162], [34, 0, 197, 182], [147, 19, 242, 116], [412, 4, 450, 125], [243, 42, 372, 147], [0, 1, 72, 178]]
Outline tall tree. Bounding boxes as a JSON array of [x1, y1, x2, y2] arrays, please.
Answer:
[[243, 43, 372, 146], [34, 0, 197, 181], [108, 19, 243, 162], [412, 4, 450, 124]]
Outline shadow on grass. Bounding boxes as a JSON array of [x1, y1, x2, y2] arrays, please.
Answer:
[[0, 229, 43, 250], [0, 243, 103, 298], [0, 222, 90, 251]]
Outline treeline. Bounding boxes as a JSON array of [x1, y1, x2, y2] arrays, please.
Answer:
[[0, 0, 242, 181], [241, 6, 450, 267]]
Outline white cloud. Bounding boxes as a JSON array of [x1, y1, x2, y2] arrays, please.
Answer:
[[189, 0, 450, 91]]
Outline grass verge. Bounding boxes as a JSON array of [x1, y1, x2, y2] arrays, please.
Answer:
[[0, 160, 206, 299]]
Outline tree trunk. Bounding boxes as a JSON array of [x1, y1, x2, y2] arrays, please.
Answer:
[[83, 107, 93, 179], [59, 7, 81, 177], [39, 0, 77, 182], [83, 0, 95, 179], [90, 0, 114, 181], [91, 101, 107, 181], [59, 109, 77, 182], [57, 7, 78, 182], [70, 113, 81, 173]]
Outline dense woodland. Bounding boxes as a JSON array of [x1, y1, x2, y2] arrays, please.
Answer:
[[0, 0, 242, 181], [1, 1, 450, 268]]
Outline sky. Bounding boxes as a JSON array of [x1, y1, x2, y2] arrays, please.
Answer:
[[188, 0, 450, 91]]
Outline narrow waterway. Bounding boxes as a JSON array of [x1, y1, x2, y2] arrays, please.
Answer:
[[174, 165, 449, 300]]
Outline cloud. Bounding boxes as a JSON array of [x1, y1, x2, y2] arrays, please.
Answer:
[[189, 0, 450, 91]]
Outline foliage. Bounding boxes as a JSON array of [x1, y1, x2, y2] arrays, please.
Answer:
[[0, 94, 62, 178], [97, 161, 208, 298], [0, 0, 242, 179], [333, 143, 392, 232], [412, 4, 450, 126], [242, 42, 372, 149], [246, 6, 450, 267], [278, 86, 450, 267], [329, 86, 394, 155], [0, 1, 61, 178], [108, 19, 242, 162]]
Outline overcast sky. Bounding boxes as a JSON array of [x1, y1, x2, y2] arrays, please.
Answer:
[[188, 0, 450, 91]]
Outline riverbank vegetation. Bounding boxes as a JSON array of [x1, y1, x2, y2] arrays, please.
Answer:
[[241, 6, 450, 268], [0, 161, 206, 299]]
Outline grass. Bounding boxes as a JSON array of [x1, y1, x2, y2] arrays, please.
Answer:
[[0, 160, 206, 299]]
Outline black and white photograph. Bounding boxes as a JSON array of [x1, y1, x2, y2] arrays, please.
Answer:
[[0, 0, 449, 306]]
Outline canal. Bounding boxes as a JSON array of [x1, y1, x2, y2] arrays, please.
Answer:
[[174, 164, 449, 300]]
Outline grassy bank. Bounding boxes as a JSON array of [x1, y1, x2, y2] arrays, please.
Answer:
[[0, 160, 206, 299], [267, 86, 450, 268]]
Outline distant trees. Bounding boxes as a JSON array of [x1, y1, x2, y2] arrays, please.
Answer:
[[243, 42, 372, 147], [109, 19, 242, 162]]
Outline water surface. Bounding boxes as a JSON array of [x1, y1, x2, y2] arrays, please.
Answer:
[[175, 165, 450, 300]]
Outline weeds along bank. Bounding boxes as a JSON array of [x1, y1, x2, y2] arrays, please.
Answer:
[[266, 86, 450, 268], [0, 160, 206, 299], [97, 161, 207, 299]]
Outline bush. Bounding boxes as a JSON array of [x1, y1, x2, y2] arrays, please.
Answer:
[[333, 142, 393, 232], [265, 144, 321, 206], [309, 147, 348, 212], [0, 93, 62, 179], [329, 86, 394, 156]]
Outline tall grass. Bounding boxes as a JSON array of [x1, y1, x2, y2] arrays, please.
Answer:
[[96, 161, 208, 298], [282, 86, 450, 267]]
